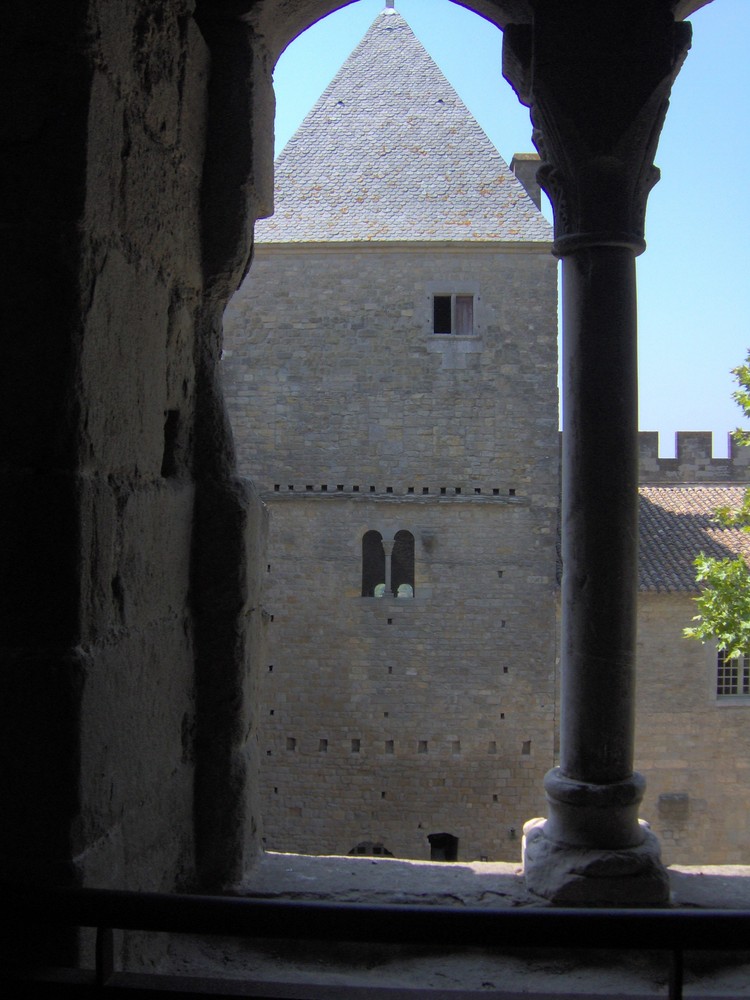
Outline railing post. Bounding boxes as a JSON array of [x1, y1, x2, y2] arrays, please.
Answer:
[[95, 926, 114, 988], [669, 948, 684, 1000]]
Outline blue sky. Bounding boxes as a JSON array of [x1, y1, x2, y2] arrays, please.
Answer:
[[271, 0, 749, 456]]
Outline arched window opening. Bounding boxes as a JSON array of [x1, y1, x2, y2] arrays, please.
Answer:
[[348, 840, 394, 858], [217, 0, 750, 876], [362, 529, 415, 598], [392, 529, 415, 596], [362, 530, 385, 597]]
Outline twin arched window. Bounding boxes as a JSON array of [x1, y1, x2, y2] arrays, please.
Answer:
[[362, 530, 415, 597]]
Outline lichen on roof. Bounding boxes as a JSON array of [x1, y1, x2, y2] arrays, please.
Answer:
[[257, 7, 551, 244]]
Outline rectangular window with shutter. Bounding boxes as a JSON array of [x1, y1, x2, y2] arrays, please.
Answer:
[[432, 293, 474, 335]]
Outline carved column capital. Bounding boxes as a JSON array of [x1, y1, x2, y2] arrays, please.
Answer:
[[503, 4, 691, 256], [380, 538, 395, 557]]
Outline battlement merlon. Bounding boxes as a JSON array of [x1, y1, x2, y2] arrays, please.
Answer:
[[638, 431, 750, 483], [558, 432, 750, 483]]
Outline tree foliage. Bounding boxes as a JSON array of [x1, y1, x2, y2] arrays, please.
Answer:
[[684, 554, 750, 661], [683, 350, 750, 657]]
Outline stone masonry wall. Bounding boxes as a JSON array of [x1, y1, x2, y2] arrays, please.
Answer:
[[223, 240, 750, 866], [73, 3, 209, 895], [223, 243, 559, 860], [636, 592, 750, 864], [639, 431, 750, 483], [259, 495, 557, 861], [0, 0, 212, 905], [223, 246, 559, 493]]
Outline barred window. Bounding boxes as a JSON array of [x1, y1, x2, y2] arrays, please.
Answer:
[[716, 649, 750, 697]]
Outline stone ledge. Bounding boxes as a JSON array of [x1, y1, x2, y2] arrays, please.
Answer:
[[162, 854, 750, 996], [233, 851, 750, 910], [262, 491, 528, 505]]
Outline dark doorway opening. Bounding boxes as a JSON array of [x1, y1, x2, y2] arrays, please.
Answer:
[[428, 832, 458, 862]]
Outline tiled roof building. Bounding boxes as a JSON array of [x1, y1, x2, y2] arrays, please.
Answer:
[[225, 5, 559, 864], [639, 485, 750, 593]]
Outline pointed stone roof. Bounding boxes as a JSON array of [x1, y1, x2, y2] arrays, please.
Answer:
[[257, 6, 551, 244]]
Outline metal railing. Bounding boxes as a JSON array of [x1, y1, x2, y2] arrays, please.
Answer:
[[3, 884, 750, 999]]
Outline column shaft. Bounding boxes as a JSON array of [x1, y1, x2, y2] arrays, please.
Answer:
[[560, 246, 639, 786], [502, 1, 691, 900], [382, 538, 394, 597]]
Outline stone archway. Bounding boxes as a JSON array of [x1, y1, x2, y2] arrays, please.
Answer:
[[192, 0, 709, 900], [0, 8, 717, 964]]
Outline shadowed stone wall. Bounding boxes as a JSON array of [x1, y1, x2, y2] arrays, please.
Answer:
[[1, 3, 271, 965], [2, 0, 210, 900]]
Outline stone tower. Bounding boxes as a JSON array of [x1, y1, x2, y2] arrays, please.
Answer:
[[222, 5, 559, 861]]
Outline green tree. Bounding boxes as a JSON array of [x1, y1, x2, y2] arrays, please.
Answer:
[[683, 351, 750, 660]]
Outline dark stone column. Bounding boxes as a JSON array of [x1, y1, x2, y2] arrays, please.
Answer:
[[504, 0, 691, 903]]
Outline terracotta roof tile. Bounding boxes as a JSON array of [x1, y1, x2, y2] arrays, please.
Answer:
[[638, 485, 750, 593]]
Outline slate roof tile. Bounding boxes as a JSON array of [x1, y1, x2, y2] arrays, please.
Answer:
[[638, 485, 750, 593], [257, 7, 551, 244]]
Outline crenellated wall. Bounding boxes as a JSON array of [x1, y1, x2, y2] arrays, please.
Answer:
[[639, 431, 750, 483], [557, 432, 750, 483]]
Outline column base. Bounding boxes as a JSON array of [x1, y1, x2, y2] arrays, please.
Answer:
[[523, 817, 670, 905]]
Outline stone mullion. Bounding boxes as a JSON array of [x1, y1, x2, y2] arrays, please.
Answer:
[[381, 538, 395, 597]]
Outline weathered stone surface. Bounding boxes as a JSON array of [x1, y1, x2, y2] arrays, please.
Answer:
[[523, 818, 670, 904], [223, 247, 559, 491], [636, 593, 750, 865], [1, 2, 266, 941]]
